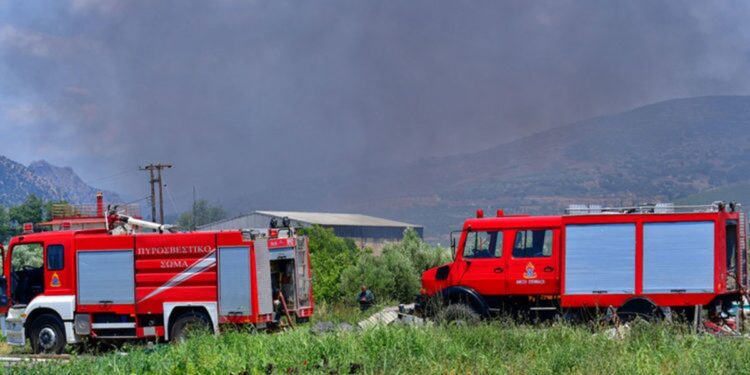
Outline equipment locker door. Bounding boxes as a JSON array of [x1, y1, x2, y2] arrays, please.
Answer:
[[218, 246, 252, 316], [78, 249, 135, 305], [506, 228, 560, 295], [294, 237, 312, 309], [254, 240, 274, 317]]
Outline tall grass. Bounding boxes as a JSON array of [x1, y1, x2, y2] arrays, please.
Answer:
[[10, 321, 750, 374]]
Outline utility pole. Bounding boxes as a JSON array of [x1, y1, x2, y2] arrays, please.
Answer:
[[140, 163, 172, 224], [192, 186, 197, 231], [141, 167, 156, 222]]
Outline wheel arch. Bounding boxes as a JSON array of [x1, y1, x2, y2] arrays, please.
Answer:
[[619, 296, 658, 310], [441, 286, 489, 317], [617, 296, 663, 320], [24, 307, 64, 340], [163, 302, 218, 341]]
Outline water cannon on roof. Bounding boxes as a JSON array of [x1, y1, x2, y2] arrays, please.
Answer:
[[107, 205, 176, 234]]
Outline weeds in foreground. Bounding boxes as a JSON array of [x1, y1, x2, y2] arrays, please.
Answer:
[[7, 319, 750, 375]]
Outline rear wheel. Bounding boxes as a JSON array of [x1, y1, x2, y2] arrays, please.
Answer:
[[438, 304, 481, 326], [30, 314, 66, 354], [170, 311, 212, 343], [617, 299, 662, 323]]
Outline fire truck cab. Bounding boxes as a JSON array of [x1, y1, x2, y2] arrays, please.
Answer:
[[0, 214, 313, 353], [420, 202, 747, 322]]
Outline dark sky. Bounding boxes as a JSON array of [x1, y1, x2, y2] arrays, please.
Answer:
[[2, 1, 750, 214]]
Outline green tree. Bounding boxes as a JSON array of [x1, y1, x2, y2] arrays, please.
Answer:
[[0, 197, 70, 268], [390, 227, 452, 274], [338, 228, 450, 304], [339, 248, 421, 304], [298, 225, 360, 303], [177, 200, 227, 229], [9, 194, 45, 227], [0, 205, 10, 244]]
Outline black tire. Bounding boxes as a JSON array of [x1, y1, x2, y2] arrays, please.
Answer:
[[438, 304, 481, 326], [29, 314, 66, 354], [170, 311, 212, 343], [295, 316, 310, 324], [616, 299, 662, 323]]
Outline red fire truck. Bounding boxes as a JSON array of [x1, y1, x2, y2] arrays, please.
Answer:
[[419, 202, 747, 322], [0, 211, 313, 353]]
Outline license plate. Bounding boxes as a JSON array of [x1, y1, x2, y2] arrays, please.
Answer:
[[6, 322, 25, 346]]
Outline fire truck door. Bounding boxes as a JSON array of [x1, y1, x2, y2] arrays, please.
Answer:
[[456, 230, 506, 296], [506, 229, 560, 295], [218, 246, 252, 316]]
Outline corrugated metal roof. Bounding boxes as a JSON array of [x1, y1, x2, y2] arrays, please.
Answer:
[[255, 211, 421, 228]]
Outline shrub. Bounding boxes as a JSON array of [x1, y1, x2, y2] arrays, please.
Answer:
[[299, 226, 360, 303], [338, 248, 421, 304], [388, 227, 452, 273], [338, 228, 448, 304]]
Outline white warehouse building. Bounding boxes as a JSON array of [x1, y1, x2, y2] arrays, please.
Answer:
[[199, 210, 423, 250]]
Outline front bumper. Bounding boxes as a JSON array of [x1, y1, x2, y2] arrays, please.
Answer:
[[414, 294, 429, 316]]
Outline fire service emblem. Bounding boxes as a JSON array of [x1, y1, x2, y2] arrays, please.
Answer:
[[523, 262, 537, 279]]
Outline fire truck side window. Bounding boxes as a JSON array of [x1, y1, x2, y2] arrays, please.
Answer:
[[463, 231, 502, 259], [513, 230, 553, 258], [47, 245, 64, 271]]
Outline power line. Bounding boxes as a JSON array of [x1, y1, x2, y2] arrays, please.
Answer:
[[86, 169, 139, 184], [163, 184, 179, 218], [124, 195, 152, 205]]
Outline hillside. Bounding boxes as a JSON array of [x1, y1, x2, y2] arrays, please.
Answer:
[[236, 96, 750, 240], [0, 156, 63, 205], [0, 156, 122, 206], [675, 181, 750, 207], [27, 160, 122, 205]]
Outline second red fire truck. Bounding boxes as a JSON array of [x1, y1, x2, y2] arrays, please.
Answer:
[[419, 202, 747, 323], [0, 207, 313, 353]]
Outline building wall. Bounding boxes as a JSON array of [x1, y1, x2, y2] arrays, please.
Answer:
[[199, 213, 301, 231]]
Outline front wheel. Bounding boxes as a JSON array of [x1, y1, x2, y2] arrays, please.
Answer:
[[438, 304, 481, 326], [30, 314, 66, 354]]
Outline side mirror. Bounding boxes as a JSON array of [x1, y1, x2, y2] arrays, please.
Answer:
[[449, 230, 462, 260]]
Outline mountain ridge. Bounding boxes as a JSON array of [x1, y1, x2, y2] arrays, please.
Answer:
[[0, 156, 122, 207]]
